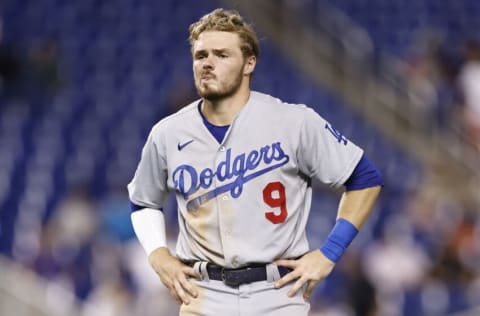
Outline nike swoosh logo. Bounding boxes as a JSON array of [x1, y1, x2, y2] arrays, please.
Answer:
[[178, 139, 194, 151]]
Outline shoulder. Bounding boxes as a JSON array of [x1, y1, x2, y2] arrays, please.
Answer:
[[250, 91, 314, 117]]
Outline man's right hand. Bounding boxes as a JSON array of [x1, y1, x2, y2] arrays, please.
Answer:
[[148, 247, 200, 305]]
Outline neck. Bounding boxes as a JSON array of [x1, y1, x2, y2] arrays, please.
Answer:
[[201, 86, 250, 126]]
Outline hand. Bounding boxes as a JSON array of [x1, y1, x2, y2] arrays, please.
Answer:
[[273, 249, 335, 301], [148, 247, 200, 305]]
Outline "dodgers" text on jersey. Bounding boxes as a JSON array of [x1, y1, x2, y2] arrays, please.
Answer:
[[173, 142, 290, 211]]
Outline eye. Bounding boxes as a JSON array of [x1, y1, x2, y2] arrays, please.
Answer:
[[214, 50, 228, 58], [194, 52, 207, 60]]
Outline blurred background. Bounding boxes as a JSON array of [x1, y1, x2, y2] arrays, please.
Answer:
[[0, 0, 479, 315]]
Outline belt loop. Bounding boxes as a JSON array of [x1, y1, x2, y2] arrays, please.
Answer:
[[192, 262, 202, 280], [265, 263, 281, 283], [199, 262, 210, 282]]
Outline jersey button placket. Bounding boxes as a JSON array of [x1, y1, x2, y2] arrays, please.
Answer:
[[214, 145, 235, 265]]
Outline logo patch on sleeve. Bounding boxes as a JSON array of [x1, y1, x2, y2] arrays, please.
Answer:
[[325, 123, 348, 145]]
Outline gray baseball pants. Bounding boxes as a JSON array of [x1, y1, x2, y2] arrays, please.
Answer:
[[179, 262, 310, 316]]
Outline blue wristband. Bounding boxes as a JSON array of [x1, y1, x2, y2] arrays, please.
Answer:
[[320, 218, 359, 263]]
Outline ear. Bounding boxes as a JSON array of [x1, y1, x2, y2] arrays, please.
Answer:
[[243, 55, 256, 76]]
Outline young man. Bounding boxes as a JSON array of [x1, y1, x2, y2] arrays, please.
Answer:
[[128, 8, 383, 316]]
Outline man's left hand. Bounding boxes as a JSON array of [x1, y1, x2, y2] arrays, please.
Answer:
[[273, 249, 335, 301]]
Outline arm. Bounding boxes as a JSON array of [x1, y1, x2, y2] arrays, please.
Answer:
[[274, 151, 383, 300], [319, 154, 384, 264], [131, 207, 199, 305], [337, 185, 381, 229], [148, 247, 199, 305], [128, 131, 199, 305], [274, 186, 381, 300]]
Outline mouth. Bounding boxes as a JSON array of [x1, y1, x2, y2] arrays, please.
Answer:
[[201, 73, 215, 80]]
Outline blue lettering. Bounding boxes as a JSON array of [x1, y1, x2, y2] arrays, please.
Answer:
[[199, 168, 214, 188], [246, 150, 261, 169], [271, 142, 286, 159], [230, 176, 245, 198], [232, 153, 246, 176], [260, 145, 273, 164], [172, 165, 198, 197], [173, 142, 291, 211], [325, 123, 348, 145]]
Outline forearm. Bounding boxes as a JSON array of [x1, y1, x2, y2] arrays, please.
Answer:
[[131, 207, 168, 256], [336, 185, 382, 229], [320, 185, 381, 263]]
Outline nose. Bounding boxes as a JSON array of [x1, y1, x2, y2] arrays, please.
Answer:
[[202, 55, 214, 70]]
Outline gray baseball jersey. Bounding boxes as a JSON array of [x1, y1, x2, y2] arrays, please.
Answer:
[[128, 91, 363, 269]]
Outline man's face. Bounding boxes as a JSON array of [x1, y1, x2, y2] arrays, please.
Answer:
[[192, 31, 253, 100]]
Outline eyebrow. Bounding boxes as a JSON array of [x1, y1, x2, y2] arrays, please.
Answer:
[[194, 48, 230, 56], [212, 48, 229, 54]]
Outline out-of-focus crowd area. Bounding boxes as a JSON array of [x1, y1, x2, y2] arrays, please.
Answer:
[[0, 1, 479, 315]]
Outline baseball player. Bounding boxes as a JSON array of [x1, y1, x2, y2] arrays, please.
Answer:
[[128, 8, 383, 316]]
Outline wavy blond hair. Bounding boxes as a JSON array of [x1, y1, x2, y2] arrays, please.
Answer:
[[189, 8, 259, 58]]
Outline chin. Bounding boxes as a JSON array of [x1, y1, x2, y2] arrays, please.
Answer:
[[196, 82, 241, 101], [197, 86, 225, 100], [200, 91, 226, 101]]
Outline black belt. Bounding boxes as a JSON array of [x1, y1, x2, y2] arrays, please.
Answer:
[[186, 262, 291, 287]]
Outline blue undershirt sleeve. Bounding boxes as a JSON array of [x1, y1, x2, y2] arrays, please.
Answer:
[[129, 201, 163, 213], [130, 201, 145, 212], [344, 154, 384, 191]]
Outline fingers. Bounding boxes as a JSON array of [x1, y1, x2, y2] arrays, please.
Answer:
[[273, 259, 296, 269], [274, 251, 332, 300], [174, 278, 192, 305], [303, 281, 316, 301], [162, 267, 199, 305], [274, 269, 299, 289], [168, 284, 182, 305], [287, 277, 307, 297], [178, 269, 199, 298], [184, 266, 201, 279], [170, 278, 198, 305], [273, 259, 298, 289]]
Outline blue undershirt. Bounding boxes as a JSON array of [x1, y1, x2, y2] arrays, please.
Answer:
[[344, 154, 384, 191], [198, 102, 230, 144]]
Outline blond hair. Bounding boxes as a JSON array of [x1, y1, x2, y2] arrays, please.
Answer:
[[189, 8, 260, 58]]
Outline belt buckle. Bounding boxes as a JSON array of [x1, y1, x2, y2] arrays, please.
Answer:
[[221, 267, 240, 287]]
